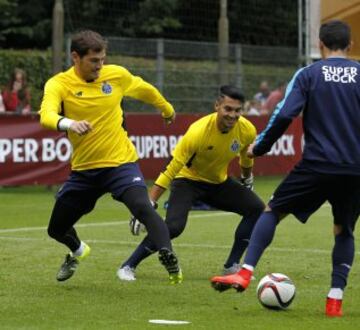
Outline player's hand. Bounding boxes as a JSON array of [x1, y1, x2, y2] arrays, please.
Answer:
[[69, 120, 92, 136], [164, 112, 176, 125], [129, 200, 158, 236], [246, 143, 256, 158], [239, 175, 254, 190]]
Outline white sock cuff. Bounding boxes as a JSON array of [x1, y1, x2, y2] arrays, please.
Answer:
[[242, 264, 254, 272], [328, 288, 343, 300], [72, 241, 86, 257]]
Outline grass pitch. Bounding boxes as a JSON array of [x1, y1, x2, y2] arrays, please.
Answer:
[[1, 176, 359, 329]]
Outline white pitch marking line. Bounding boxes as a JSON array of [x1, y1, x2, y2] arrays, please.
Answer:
[[0, 235, 358, 256], [149, 320, 191, 325], [0, 212, 231, 234], [0, 203, 332, 234]]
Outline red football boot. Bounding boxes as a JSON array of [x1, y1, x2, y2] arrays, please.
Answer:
[[211, 268, 253, 292], [325, 297, 343, 317]]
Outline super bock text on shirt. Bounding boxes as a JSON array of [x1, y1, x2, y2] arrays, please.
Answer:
[[322, 65, 358, 83]]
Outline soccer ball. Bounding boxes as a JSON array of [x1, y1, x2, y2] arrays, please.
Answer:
[[256, 273, 296, 310]]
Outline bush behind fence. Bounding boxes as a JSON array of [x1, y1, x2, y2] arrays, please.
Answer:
[[1, 38, 298, 113]]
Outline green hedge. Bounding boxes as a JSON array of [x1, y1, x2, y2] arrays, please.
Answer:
[[0, 50, 296, 113]]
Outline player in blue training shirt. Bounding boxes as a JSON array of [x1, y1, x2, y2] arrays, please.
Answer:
[[211, 20, 360, 317]]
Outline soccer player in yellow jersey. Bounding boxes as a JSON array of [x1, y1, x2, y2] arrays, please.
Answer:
[[39, 30, 181, 283], [117, 85, 265, 281]]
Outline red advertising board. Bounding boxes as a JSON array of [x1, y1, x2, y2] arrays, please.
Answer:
[[0, 114, 70, 185], [0, 113, 303, 185]]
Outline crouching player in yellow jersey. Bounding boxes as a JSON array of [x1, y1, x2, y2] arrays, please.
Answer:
[[39, 30, 181, 283], [117, 85, 265, 282]]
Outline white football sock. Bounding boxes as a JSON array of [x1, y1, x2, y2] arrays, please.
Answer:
[[72, 241, 86, 257], [242, 264, 254, 272], [328, 288, 343, 300]]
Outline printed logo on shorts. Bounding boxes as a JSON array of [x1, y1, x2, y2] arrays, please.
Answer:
[[322, 66, 357, 83], [230, 139, 240, 152], [132, 177, 142, 182], [101, 81, 112, 94]]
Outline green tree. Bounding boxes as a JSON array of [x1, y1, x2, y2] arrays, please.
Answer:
[[64, 0, 181, 38], [0, 0, 298, 49], [0, 0, 53, 49], [228, 0, 298, 46], [119, 0, 181, 37], [0, 0, 19, 45]]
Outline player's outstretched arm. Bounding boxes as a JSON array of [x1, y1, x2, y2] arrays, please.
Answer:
[[149, 184, 166, 202], [163, 111, 176, 125], [246, 143, 256, 158]]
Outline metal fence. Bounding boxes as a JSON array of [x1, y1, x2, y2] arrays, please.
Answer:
[[66, 36, 298, 113]]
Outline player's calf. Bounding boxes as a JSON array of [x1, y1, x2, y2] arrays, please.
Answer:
[[158, 248, 183, 284]]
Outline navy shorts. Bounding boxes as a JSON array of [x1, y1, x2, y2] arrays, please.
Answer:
[[269, 163, 360, 232], [56, 162, 146, 213]]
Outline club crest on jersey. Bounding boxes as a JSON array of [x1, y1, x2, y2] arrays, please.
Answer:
[[230, 139, 240, 152], [101, 81, 112, 94]]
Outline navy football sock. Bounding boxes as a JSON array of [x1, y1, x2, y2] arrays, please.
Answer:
[[331, 234, 354, 290], [121, 240, 155, 269], [243, 211, 278, 268], [224, 239, 248, 268], [224, 214, 258, 268]]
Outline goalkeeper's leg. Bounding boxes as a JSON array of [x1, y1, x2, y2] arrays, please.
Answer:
[[120, 186, 181, 282], [206, 178, 265, 269], [48, 200, 93, 281], [121, 186, 173, 250]]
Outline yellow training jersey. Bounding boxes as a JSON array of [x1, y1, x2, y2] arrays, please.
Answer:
[[39, 65, 174, 170], [155, 113, 256, 189]]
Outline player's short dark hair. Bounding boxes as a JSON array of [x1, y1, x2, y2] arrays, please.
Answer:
[[71, 30, 107, 57], [319, 20, 351, 50], [219, 85, 245, 103]]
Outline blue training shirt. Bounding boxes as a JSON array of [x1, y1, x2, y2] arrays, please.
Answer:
[[253, 57, 360, 175]]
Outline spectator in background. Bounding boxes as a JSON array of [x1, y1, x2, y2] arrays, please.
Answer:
[[0, 92, 5, 113], [2, 68, 31, 114], [261, 81, 287, 115], [244, 98, 262, 116], [253, 80, 270, 105]]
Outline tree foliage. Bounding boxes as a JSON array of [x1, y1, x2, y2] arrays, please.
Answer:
[[0, 0, 298, 49], [65, 0, 182, 38], [0, 0, 53, 48]]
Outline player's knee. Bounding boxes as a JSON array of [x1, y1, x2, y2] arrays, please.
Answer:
[[167, 221, 185, 239], [254, 199, 265, 215], [47, 225, 55, 239], [335, 225, 354, 239], [245, 199, 265, 218], [131, 202, 155, 221], [265, 205, 272, 212], [47, 223, 64, 240]]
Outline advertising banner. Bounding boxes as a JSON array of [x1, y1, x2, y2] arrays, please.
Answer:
[[0, 113, 303, 185]]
